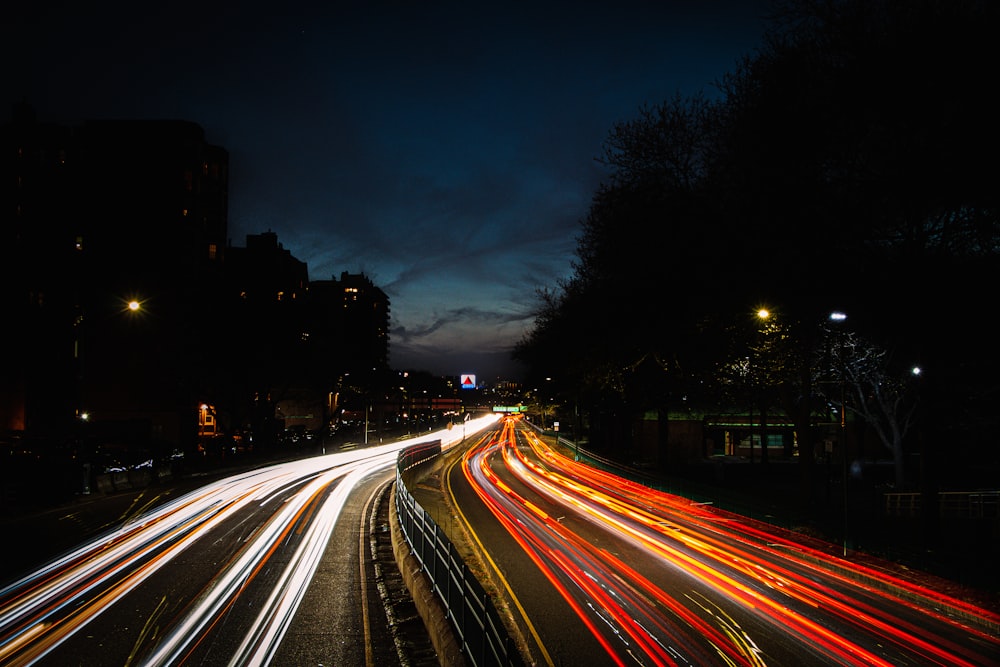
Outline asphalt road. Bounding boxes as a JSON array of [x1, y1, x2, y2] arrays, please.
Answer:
[[0, 445, 440, 666], [6, 417, 996, 666], [411, 430, 604, 666], [422, 417, 1000, 666]]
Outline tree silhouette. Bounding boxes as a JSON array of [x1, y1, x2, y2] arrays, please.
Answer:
[[516, 0, 999, 504], [816, 326, 920, 489]]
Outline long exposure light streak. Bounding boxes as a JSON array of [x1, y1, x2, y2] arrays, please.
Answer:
[[462, 416, 1000, 666], [514, 429, 1000, 664], [464, 420, 750, 666], [0, 415, 498, 667]]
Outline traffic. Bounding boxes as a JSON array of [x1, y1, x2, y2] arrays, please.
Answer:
[[454, 416, 1000, 666]]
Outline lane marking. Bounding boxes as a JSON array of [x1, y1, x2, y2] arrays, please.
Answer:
[[360, 481, 380, 667], [444, 431, 556, 667]]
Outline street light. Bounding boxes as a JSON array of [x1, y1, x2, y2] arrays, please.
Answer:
[[539, 377, 552, 430], [753, 309, 773, 464], [74, 294, 145, 495], [573, 400, 580, 462], [829, 310, 849, 556], [75, 294, 145, 422]]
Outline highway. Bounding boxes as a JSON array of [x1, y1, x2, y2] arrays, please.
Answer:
[[0, 419, 495, 667], [446, 416, 1000, 666]]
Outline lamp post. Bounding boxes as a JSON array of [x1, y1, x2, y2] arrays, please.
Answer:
[[532, 388, 540, 429], [75, 295, 144, 494], [574, 400, 580, 462], [829, 310, 849, 556], [754, 309, 771, 464], [76, 295, 145, 422], [539, 377, 552, 431]]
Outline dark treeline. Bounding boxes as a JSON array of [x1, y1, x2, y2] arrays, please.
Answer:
[[514, 0, 998, 501]]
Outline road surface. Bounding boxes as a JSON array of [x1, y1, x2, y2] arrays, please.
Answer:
[[438, 416, 1000, 666], [0, 432, 465, 666]]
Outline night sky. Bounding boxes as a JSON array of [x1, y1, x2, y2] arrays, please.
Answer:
[[6, 1, 769, 380]]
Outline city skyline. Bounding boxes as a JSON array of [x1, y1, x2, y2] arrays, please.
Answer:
[[5, 1, 771, 379]]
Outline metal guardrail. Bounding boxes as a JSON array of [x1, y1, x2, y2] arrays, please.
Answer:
[[395, 442, 523, 667]]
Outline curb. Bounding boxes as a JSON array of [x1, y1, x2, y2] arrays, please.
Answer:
[[389, 484, 468, 667]]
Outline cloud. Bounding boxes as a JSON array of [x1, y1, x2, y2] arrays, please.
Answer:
[[393, 306, 532, 344], [8, 0, 769, 382]]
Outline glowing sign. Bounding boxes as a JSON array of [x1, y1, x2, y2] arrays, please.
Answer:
[[461, 374, 476, 389]]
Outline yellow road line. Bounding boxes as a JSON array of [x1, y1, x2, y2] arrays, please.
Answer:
[[444, 438, 555, 667], [360, 482, 379, 667]]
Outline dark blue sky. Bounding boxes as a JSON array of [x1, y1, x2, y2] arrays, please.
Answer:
[[6, 1, 769, 380]]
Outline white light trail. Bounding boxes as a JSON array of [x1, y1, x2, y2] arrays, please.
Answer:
[[0, 417, 499, 666]]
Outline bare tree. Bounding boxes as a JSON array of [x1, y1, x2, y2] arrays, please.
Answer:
[[818, 328, 920, 489]]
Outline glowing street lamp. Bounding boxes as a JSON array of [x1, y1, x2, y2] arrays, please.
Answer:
[[829, 310, 849, 556], [545, 377, 552, 431], [76, 294, 145, 421], [122, 297, 145, 315], [749, 308, 772, 463]]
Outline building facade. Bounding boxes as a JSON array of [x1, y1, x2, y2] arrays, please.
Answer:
[[1, 103, 228, 453], [1, 103, 394, 461]]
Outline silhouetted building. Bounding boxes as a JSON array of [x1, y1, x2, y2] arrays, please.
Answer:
[[225, 231, 308, 306], [1, 103, 228, 453], [336, 271, 390, 374], [310, 272, 389, 372], [225, 230, 309, 371], [220, 231, 311, 441], [1, 103, 394, 461]]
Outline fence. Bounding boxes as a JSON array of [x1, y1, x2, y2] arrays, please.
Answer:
[[395, 443, 523, 667], [885, 490, 1000, 517]]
